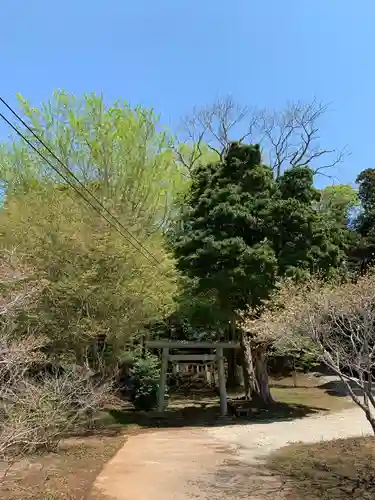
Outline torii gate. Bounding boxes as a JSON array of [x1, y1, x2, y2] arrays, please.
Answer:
[[146, 340, 240, 416]]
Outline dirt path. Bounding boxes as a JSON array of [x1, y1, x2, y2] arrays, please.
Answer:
[[209, 406, 372, 464], [93, 407, 373, 500]]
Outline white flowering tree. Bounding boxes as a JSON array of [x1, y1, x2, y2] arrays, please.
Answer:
[[250, 272, 375, 432]]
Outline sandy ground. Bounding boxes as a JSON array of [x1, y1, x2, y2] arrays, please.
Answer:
[[208, 406, 372, 464], [94, 428, 259, 500], [93, 404, 372, 500]]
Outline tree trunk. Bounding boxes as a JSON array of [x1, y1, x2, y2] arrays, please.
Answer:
[[226, 350, 243, 389], [253, 345, 274, 404], [292, 356, 297, 388], [239, 330, 258, 400], [226, 316, 243, 389], [362, 406, 375, 434]]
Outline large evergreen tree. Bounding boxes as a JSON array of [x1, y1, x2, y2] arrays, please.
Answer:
[[174, 142, 277, 316], [173, 142, 347, 402]]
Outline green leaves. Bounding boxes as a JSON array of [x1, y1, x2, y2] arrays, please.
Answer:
[[2, 91, 188, 233], [349, 170, 375, 272], [173, 143, 278, 314], [173, 142, 346, 325], [1, 186, 177, 364]]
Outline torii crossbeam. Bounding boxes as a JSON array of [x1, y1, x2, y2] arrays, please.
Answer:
[[146, 340, 240, 416]]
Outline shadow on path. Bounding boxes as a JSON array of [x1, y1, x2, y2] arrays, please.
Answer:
[[107, 400, 326, 430], [317, 378, 374, 398], [93, 428, 286, 500]]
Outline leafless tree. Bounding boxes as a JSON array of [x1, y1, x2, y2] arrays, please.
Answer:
[[174, 96, 258, 171], [176, 96, 347, 177], [0, 353, 110, 458], [250, 273, 375, 433], [259, 98, 346, 177]]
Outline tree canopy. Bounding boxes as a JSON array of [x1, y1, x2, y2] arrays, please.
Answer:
[[0, 91, 188, 232], [347, 169, 375, 273], [0, 185, 177, 366], [0, 90, 367, 407], [172, 142, 347, 326]]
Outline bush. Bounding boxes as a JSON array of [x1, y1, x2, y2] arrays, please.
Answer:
[[0, 255, 111, 460], [268, 350, 319, 377], [130, 355, 163, 412], [0, 329, 111, 457]]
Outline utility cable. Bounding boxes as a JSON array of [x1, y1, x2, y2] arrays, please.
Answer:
[[0, 109, 163, 268]]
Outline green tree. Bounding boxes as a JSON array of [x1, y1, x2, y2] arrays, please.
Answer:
[[173, 143, 277, 395], [349, 169, 375, 273], [1, 185, 177, 368], [173, 142, 277, 313], [315, 184, 359, 232], [266, 168, 346, 280], [173, 142, 346, 402], [0, 91, 188, 232]]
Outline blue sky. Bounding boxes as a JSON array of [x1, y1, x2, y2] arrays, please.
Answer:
[[1, 0, 374, 188]]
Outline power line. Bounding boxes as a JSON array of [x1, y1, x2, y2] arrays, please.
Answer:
[[0, 106, 163, 268], [0, 106, 161, 265]]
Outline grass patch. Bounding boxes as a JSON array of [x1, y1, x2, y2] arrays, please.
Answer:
[[0, 433, 129, 500], [271, 385, 352, 412], [267, 436, 375, 499]]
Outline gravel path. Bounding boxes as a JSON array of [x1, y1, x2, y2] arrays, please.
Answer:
[[93, 406, 373, 499], [208, 406, 373, 465]]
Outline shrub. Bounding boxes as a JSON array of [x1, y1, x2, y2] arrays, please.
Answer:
[[130, 355, 163, 412], [268, 349, 319, 377], [0, 253, 110, 461], [251, 271, 375, 432]]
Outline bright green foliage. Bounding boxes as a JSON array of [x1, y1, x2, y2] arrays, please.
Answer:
[[0, 91, 187, 231], [174, 142, 220, 173], [173, 143, 346, 323], [314, 184, 358, 275], [316, 184, 359, 226], [1, 186, 177, 365]]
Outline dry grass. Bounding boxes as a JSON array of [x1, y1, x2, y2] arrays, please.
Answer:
[[0, 433, 129, 500], [267, 436, 375, 499]]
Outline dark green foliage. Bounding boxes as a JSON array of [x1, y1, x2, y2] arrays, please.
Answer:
[[357, 169, 375, 210], [277, 166, 320, 204], [268, 350, 319, 376], [174, 143, 277, 314], [130, 355, 161, 412], [170, 279, 229, 340], [349, 169, 375, 273], [173, 142, 346, 325], [269, 166, 346, 279]]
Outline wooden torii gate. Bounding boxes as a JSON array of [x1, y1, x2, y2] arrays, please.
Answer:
[[146, 340, 240, 416]]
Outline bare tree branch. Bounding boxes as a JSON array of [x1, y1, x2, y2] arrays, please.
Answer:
[[175, 96, 347, 178], [258, 98, 347, 177], [250, 272, 375, 433], [174, 96, 258, 171], [0, 251, 110, 470]]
